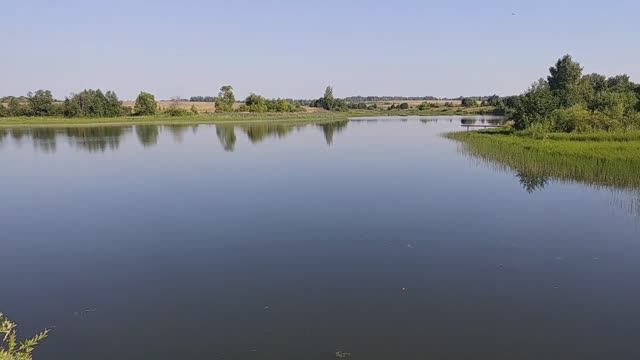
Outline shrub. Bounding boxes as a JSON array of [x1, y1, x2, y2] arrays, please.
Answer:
[[134, 92, 157, 116], [550, 105, 591, 132], [417, 102, 434, 111], [190, 105, 198, 115], [461, 98, 477, 107], [164, 107, 189, 117]]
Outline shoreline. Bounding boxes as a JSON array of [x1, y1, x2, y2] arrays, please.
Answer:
[[0, 108, 496, 127]]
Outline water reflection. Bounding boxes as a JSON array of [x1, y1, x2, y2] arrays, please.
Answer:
[[165, 124, 194, 143], [516, 171, 549, 193], [240, 123, 299, 144], [215, 124, 236, 152], [65, 126, 131, 152], [317, 120, 348, 145], [136, 125, 160, 147]]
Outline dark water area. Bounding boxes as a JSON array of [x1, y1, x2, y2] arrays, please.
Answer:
[[1, 116, 640, 359]]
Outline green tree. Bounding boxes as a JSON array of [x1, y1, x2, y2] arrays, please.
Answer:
[[244, 93, 267, 112], [134, 91, 157, 116], [215, 86, 235, 112], [513, 79, 557, 129], [322, 86, 335, 110], [7, 98, 27, 117], [548, 55, 583, 106], [62, 89, 123, 117], [27, 90, 54, 116], [461, 97, 477, 107]]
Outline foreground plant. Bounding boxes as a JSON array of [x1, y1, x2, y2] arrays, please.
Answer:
[[0, 313, 49, 360]]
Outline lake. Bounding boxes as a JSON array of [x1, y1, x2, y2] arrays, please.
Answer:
[[1, 116, 640, 359]]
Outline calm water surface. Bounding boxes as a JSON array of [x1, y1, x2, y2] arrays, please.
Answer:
[[1, 117, 640, 359]]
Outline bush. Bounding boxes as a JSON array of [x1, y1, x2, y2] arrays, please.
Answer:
[[417, 102, 434, 111], [190, 105, 198, 115], [134, 92, 157, 116], [550, 105, 591, 132], [461, 98, 477, 107], [164, 107, 189, 117]]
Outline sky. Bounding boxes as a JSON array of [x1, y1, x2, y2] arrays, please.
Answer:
[[1, 0, 638, 100]]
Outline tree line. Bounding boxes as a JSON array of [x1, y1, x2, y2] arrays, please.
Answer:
[[497, 55, 640, 132], [1, 84, 491, 118], [0, 90, 158, 118]]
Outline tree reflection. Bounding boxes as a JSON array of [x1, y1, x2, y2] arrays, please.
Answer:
[[165, 125, 191, 143], [136, 125, 160, 148], [65, 126, 129, 152], [10, 128, 26, 141], [30, 128, 57, 153], [317, 120, 348, 145], [516, 171, 549, 193], [215, 124, 236, 152], [240, 124, 296, 144]]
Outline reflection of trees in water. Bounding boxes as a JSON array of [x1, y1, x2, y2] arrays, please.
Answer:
[[0, 128, 7, 145], [30, 128, 57, 153], [318, 120, 348, 145], [136, 125, 160, 147], [64, 126, 130, 152], [165, 125, 192, 143], [455, 140, 640, 217], [215, 124, 236, 152], [240, 123, 296, 144], [214, 122, 348, 151], [461, 118, 477, 125], [10, 128, 26, 141], [516, 171, 549, 193]]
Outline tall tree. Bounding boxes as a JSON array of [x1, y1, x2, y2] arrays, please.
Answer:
[[548, 55, 583, 107], [27, 90, 54, 116], [322, 86, 335, 110], [215, 85, 235, 112]]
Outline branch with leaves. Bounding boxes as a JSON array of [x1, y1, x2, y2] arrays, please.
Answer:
[[0, 313, 49, 360]]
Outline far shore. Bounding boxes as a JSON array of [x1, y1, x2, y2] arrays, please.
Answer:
[[0, 107, 497, 127]]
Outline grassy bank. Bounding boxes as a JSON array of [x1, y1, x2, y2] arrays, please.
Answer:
[[446, 129, 640, 190], [0, 107, 496, 127]]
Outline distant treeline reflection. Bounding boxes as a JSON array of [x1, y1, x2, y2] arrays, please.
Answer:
[[0, 120, 351, 153]]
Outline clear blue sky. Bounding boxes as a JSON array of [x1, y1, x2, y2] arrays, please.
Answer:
[[1, 0, 638, 100]]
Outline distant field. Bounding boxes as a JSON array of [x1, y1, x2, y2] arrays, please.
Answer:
[[373, 99, 462, 107]]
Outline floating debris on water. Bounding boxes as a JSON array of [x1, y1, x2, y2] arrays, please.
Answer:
[[336, 351, 352, 359]]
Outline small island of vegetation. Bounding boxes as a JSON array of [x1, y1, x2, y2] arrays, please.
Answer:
[[447, 55, 640, 190]]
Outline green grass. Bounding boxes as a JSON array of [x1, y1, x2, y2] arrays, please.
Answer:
[[446, 129, 640, 190], [0, 107, 495, 127]]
